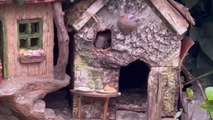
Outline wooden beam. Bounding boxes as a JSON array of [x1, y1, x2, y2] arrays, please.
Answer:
[[148, 68, 163, 120], [149, 0, 189, 35], [53, 2, 70, 80], [72, 0, 110, 31], [168, 0, 195, 25]]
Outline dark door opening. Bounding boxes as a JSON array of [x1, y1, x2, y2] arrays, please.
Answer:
[[117, 60, 150, 112]]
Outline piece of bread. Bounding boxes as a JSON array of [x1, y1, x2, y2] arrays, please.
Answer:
[[104, 85, 116, 92]]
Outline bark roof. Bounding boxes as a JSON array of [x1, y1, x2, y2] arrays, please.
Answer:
[[66, 0, 193, 35]]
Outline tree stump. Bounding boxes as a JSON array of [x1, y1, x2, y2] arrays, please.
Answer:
[[0, 75, 70, 120]]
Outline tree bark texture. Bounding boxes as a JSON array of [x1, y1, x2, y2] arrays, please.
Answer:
[[0, 75, 70, 120], [53, 2, 70, 80]]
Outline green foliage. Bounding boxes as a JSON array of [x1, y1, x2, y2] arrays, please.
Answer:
[[17, 0, 25, 6], [205, 87, 213, 100], [186, 88, 194, 100], [201, 87, 213, 118], [201, 100, 213, 111]]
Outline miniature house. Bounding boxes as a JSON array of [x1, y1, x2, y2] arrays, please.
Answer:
[[0, 1, 71, 120], [67, 0, 191, 119], [0, 0, 55, 79]]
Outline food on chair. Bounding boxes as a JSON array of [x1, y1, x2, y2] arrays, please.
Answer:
[[104, 85, 116, 92]]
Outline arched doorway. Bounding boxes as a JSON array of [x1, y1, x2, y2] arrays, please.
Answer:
[[117, 59, 150, 112]]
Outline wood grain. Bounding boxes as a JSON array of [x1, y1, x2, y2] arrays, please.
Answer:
[[53, 2, 70, 80], [148, 67, 163, 120], [0, 75, 70, 120], [72, 0, 110, 31], [0, 3, 54, 78], [149, 0, 189, 35]]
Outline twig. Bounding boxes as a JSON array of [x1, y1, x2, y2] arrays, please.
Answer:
[[181, 65, 206, 100], [184, 71, 213, 85], [85, 11, 98, 23]]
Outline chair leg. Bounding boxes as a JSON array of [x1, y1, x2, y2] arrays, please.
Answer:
[[102, 98, 109, 120], [77, 96, 82, 120]]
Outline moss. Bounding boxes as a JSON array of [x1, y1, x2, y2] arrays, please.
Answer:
[[74, 54, 88, 69], [161, 68, 177, 113], [74, 54, 103, 89]]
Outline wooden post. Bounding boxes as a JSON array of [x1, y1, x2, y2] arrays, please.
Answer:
[[53, 2, 70, 80], [0, 59, 2, 84], [77, 96, 82, 120], [148, 68, 163, 120], [102, 98, 110, 120]]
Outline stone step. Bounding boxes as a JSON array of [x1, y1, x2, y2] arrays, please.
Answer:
[[45, 108, 57, 120], [31, 100, 46, 113]]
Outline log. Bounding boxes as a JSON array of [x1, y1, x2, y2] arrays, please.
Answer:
[[72, 0, 110, 31], [149, 0, 189, 35], [0, 75, 70, 120], [53, 2, 70, 80]]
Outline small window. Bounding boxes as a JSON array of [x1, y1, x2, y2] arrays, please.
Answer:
[[93, 29, 112, 49], [18, 19, 42, 49], [30, 38, 39, 48], [20, 38, 28, 48], [19, 23, 28, 34], [31, 22, 39, 34]]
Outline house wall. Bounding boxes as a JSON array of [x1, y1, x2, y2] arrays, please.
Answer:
[[0, 3, 54, 79]]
